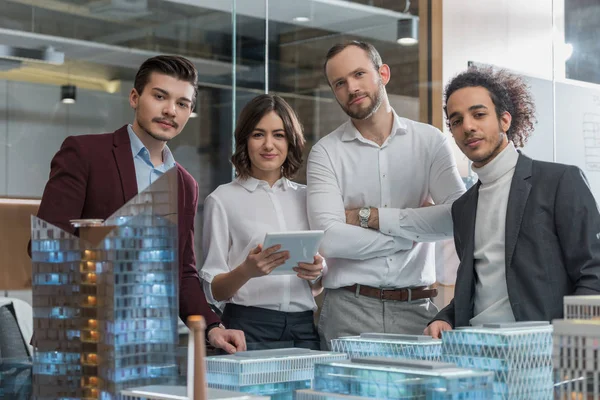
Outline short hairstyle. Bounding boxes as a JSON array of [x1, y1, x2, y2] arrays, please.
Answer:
[[444, 67, 537, 148], [231, 94, 305, 180], [134, 55, 198, 103], [323, 41, 382, 82]]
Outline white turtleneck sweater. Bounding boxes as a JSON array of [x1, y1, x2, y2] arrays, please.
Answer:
[[469, 141, 519, 326]]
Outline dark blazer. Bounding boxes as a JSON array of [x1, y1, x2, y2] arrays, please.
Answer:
[[33, 125, 220, 327], [434, 153, 600, 328]]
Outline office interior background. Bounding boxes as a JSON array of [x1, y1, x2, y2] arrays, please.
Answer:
[[0, 0, 599, 305]]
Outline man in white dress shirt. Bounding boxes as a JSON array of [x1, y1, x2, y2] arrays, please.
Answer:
[[307, 41, 465, 347]]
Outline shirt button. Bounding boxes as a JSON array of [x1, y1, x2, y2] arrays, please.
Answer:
[[388, 258, 393, 262], [384, 204, 388, 207], [383, 174, 387, 178]]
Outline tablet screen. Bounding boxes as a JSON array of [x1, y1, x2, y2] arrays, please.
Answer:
[[262, 230, 324, 275]]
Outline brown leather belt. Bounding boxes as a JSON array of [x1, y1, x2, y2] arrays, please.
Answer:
[[341, 284, 438, 302]]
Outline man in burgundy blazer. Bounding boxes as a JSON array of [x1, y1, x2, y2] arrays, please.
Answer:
[[32, 55, 245, 353]]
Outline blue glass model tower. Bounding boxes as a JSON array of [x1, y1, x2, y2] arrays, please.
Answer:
[[330, 333, 442, 361], [205, 348, 347, 400], [30, 169, 179, 400], [304, 357, 493, 399], [441, 322, 554, 400]]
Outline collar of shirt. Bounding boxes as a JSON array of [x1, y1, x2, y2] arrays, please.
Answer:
[[235, 176, 291, 192], [127, 124, 176, 170], [340, 109, 408, 146]]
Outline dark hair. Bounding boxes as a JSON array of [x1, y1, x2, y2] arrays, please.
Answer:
[[444, 67, 537, 147], [323, 41, 382, 82], [134, 55, 198, 103], [231, 94, 305, 179]]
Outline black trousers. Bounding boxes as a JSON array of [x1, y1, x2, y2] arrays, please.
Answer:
[[222, 304, 321, 351]]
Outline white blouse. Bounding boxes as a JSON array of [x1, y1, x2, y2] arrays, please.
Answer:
[[200, 177, 317, 312]]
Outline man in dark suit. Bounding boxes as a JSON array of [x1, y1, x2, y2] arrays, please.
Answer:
[[425, 67, 600, 338], [34, 55, 246, 353]]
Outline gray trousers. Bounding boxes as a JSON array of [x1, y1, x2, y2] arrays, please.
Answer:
[[317, 287, 439, 350]]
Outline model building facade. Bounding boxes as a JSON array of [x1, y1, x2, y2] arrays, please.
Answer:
[[30, 169, 179, 400]]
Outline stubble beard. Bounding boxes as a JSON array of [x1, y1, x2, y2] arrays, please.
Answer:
[[469, 126, 507, 166], [340, 79, 385, 120]]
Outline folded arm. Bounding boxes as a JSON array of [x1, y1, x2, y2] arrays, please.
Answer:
[[306, 145, 412, 260], [377, 134, 465, 242]]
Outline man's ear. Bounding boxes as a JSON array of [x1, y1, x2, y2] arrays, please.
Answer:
[[129, 88, 140, 110], [379, 64, 391, 86], [500, 111, 512, 133]]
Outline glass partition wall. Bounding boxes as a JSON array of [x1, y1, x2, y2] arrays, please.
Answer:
[[0, 0, 432, 261], [2, 0, 598, 306]]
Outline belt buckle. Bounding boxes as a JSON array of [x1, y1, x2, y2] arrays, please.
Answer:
[[406, 287, 412, 303], [379, 287, 394, 302], [379, 288, 387, 301]]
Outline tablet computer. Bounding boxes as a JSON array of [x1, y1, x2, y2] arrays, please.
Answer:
[[263, 230, 324, 275]]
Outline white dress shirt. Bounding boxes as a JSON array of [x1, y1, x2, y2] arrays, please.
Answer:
[[307, 111, 465, 289], [200, 177, 317, 312]]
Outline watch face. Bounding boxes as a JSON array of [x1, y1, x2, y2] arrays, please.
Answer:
[[359, 208, 369, 218]]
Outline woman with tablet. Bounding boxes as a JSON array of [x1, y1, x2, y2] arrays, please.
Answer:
[[200, 94, 324, 351]]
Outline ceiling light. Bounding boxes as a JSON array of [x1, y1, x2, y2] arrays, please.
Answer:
[[397, 37, 418, 45], [397, 18, 419, 46], [61, 85, 76, 104], [293, 16, 310, 23], [0, 45, 64, 65]]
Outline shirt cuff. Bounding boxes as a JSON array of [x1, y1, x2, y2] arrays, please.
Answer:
[[319, 254, 328, 277], [200, 271, 229, 309], [378, 207, 403, 236]]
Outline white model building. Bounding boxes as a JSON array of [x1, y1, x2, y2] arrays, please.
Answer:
[[563, 295, 600, 320], [553, 317, 600, 398], [120, 385, 270, 400], [205, 348, 347, 399]]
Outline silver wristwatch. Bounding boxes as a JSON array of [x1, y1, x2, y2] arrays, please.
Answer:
[[358, 207, 371, 228]]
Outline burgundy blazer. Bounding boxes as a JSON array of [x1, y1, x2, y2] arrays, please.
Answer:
[[34, 125, 220, 327]]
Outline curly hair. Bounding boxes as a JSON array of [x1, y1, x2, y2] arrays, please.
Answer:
[[443, 67, 537, 148], [231, 94, 305, 180]]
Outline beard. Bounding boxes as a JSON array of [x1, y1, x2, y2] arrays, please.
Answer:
[[339, 79, 385, 120], [466, 125, 507, 166]]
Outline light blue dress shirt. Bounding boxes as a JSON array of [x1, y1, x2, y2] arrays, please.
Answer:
[[127, 124, 176, 193]]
